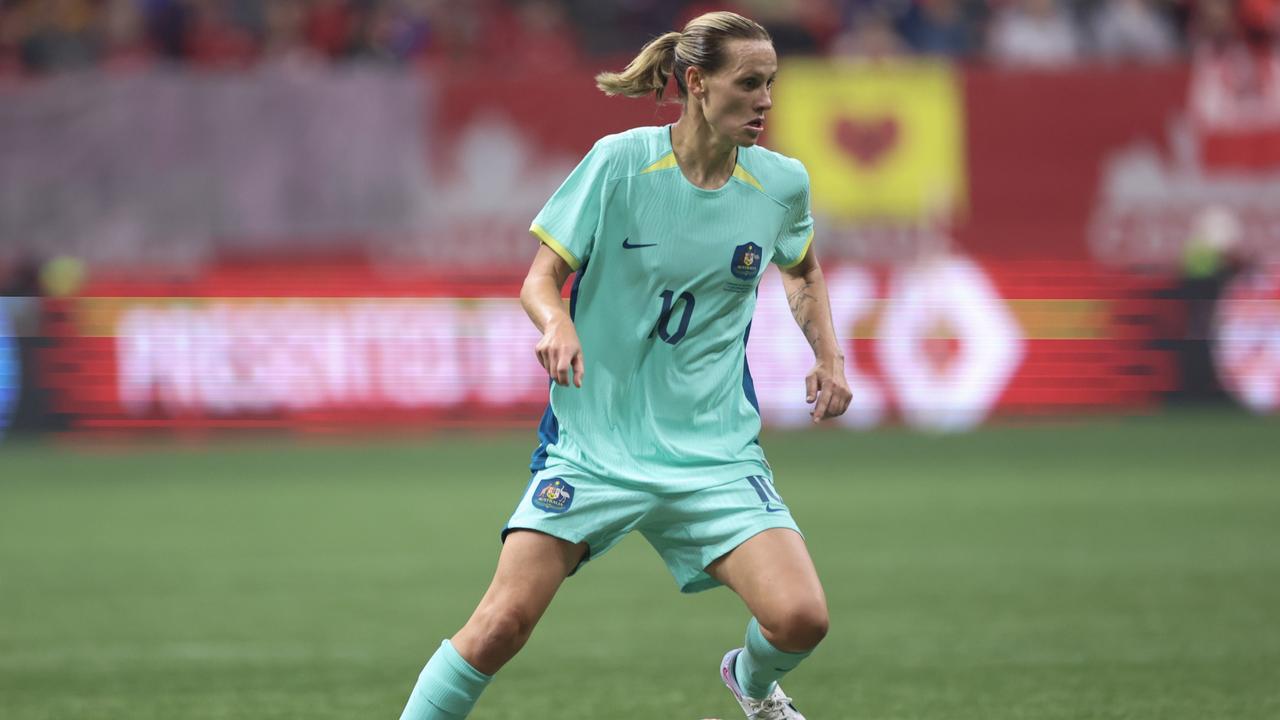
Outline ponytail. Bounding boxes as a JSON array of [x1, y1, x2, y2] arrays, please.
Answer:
[[594, 13, 771, 103], [595, 31, 682, 100]]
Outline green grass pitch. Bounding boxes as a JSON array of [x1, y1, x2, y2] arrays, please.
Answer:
[[2, 411, 1279, 719]]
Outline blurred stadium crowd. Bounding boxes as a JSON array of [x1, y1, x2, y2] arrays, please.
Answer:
[[1, 0, 1279, 76]]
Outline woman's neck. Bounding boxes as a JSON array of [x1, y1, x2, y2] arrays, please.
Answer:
[[670, 115, 737, 190]]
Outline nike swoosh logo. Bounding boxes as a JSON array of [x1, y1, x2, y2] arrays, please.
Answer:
[[764, 504, 787, 513], [622, 237, 657, 249]]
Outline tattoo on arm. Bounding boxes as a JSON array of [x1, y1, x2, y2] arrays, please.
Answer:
[[786, 279, 819, 350]]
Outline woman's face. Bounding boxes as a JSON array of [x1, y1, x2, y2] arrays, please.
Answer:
[[691, 39, 777, 147]]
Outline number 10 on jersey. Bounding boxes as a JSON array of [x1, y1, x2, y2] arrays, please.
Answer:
[[651, 289, 696, 345]]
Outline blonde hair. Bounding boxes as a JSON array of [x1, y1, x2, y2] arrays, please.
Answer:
[[595, 11, 771, 101]]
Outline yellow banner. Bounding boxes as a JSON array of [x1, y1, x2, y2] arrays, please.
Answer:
[[771, 59, 967, 222]]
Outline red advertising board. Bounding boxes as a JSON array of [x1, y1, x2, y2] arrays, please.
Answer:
[[424, 59, 1278, 269], [39, 259, 1179, 434]]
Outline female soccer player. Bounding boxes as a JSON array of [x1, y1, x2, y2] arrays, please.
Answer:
[[399, 11, 851, 720]]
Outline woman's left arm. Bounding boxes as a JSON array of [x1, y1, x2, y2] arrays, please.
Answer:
[[778, 250, 852, 423]]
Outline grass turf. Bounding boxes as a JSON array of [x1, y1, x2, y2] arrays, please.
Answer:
[[1, 410, 1278, 719]]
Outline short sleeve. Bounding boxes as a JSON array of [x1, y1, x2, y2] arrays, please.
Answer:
[[772, 163, 815, 269], [530, 138, 615, 271]]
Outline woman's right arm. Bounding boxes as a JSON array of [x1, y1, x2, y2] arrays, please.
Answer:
[[520, 244, 585, 388]]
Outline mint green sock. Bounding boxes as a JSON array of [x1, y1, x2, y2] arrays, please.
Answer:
[[399, 639, 493, 720], [734, 617, 814, 700]]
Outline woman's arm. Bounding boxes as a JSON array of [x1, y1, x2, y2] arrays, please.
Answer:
[[521, 244, 585, 388], [778, 249, 852, 422]]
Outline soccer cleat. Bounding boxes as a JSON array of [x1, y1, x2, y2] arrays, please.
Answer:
[[719, 648, 807, 720]]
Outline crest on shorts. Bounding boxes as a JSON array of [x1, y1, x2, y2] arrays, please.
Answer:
[[731, 242, 763, 280], [532, 477, 574, 514]]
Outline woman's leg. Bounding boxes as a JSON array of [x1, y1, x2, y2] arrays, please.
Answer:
[[452, 529, 588, 672], [706, 528, 829, 701], [400, 530, 588, 720]]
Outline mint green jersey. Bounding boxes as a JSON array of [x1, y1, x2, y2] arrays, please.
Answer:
[[529, 125, 814, 493]]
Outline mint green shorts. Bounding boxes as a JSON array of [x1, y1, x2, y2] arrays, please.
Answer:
[[502, 468, 802, 594]]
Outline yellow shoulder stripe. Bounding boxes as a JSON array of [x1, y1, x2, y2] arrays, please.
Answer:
[[530, 224, 581, 271], [732, 165, 764, 192], [640, 153, 678, 174], [776, 230, 815, 269]]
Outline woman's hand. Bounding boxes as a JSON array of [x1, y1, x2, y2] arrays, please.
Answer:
[[805, 355, 851, 422], [522, 244, 584, 387], [536, 316, 585, 388]]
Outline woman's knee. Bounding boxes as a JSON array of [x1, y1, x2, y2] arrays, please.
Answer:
[[464, 603, 538, 660], [761, 601, 830, 652]]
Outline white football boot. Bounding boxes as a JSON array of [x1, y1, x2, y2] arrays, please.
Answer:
[[719, 648, 807, 720]]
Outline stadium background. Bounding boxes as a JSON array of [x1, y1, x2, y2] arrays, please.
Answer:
[[1, 1, 1278, 719]]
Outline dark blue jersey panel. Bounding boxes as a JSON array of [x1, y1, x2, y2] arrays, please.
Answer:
[[529, 395, 560, 474], [742, 319, 760, 416]]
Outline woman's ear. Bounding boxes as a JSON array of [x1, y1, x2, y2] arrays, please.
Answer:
[[685, 66, 704, 100]]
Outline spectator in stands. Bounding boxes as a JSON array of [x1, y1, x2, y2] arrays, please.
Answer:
[[100, 0, 154, 71], [563, 0, 675, 58], [260, 0, 317, 65], [345, 0, 432, 64], [496, 0, 579, 70], [1188, 0, 1242, 50], [898, 0, 983, 58], [987, 0, 1083, 67], [1239, 0, 1280, 46], [384, 0, 433, 62], [0, 2, 24, 75], [830, 4, 908, 58], [417, 0, 500, 64], [13, 0, 99, 74], [304, 0, 351, 59], [1090, 0, 1179, 64], [183, 0, 257, 69], [733, 0, 840, 55], [143, 0, 187, 60]]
